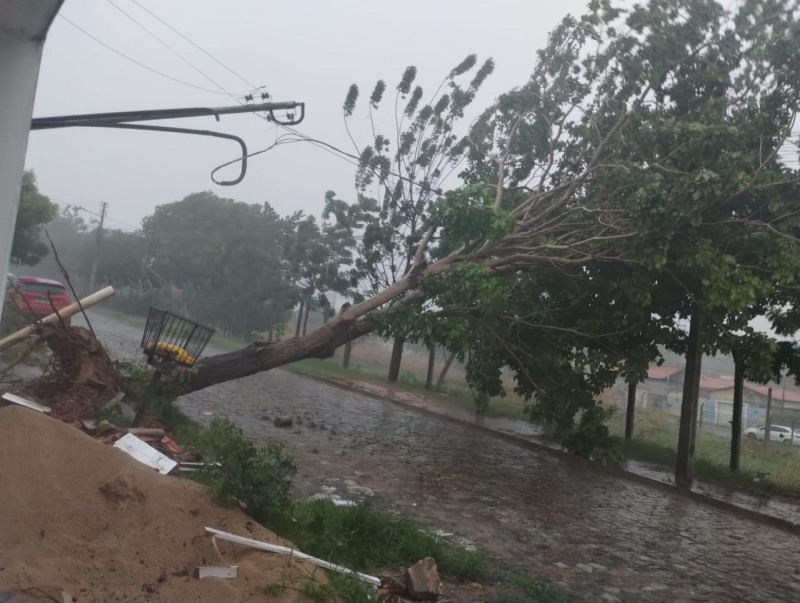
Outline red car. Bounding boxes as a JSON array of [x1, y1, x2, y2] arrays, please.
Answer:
[[13, 277, 71, 318]]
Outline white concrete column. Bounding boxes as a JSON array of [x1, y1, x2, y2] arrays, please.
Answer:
[[0, 28, 46, 325]]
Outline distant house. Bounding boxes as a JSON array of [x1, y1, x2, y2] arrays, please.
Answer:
[[647, 365, 684, 382], [641, 365, 684, 409], [699, 378, 800, 429]]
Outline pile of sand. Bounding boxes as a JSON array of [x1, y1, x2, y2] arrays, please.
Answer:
[[0, 406, 323, 602]]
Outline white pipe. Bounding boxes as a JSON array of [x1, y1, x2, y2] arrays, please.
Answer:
[[204, 527, 381, 587], [0, 285, 115, 352]]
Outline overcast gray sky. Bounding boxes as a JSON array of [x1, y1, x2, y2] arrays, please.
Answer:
[[25, 0, 592, 230]]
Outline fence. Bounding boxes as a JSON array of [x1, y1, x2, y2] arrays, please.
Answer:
[[607, 378, 800, 444]]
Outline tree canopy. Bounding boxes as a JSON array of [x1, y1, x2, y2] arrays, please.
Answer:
[[11, 171, 57, 266], [186, 0, 800, 468]]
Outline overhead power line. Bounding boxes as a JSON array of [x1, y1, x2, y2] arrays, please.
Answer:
[[127, 0, 257, 90], [104, 3, 446, 192], [106, 0, 241, 104], [57, 13, 231, 96]]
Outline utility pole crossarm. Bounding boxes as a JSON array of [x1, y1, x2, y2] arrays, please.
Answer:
[[30, 101, 305, 130], [28, 101, 306, 186]]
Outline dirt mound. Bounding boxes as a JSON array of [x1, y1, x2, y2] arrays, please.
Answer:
[[0, 406, 323, 602]]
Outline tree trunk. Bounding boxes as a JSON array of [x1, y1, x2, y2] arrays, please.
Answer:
[[133, 372, 161, 427], [185, 315, 375, 394], [342, 341, 352, 368], [436, 352, 455, 390], [302, 296, 311, 336], [294, 298, 305, 338], [675, 310, 703, 488], [426, 345, 436, 390], [730, 354, 744, 472], [625, 379, 636, 440], [183, 278, 423, 395], [387, 335, 405, 382], [267, 303, 277, 342]]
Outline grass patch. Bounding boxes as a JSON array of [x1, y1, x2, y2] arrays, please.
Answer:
[[288, 358, 527, 420], [612, 409, 800, 498], [489, 570, 571, 603], [297, 572, 373, 602], [274, 498, 487, 582]]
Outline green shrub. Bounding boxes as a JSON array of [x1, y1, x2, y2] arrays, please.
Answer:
[[277, 499, 487, 581], [195, 416, 295, 525], [297, 573, 373, 602]]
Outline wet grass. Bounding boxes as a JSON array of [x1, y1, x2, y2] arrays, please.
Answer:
[[296, 572, 373, 602], [272, 499, 562, 602], [490, 570, 571, 603], [612, 410, 800, 498], [274, 498, 487, 582], [288, 358, 527, 420]]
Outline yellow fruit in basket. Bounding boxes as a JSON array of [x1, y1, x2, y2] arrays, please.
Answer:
[[147, 341, 196, 365]]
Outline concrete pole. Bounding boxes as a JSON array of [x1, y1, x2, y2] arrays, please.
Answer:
[[0, 28, 47, 327]]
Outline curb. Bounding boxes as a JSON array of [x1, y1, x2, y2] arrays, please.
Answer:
[[290, 369, 800, 537]]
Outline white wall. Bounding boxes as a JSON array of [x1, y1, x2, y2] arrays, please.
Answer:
[[0, 28, 46, 324]]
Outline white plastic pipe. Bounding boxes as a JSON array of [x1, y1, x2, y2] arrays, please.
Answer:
[[0, 285, 115, 352], [205, 527, 381, 586]]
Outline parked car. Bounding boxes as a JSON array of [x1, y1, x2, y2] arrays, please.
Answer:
[[743, 424, 800, 445], [14, 277, 71, 318]]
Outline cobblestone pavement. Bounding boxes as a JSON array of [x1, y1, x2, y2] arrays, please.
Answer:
[[180, 371, 800, 602], [89, 311, 800, 602]]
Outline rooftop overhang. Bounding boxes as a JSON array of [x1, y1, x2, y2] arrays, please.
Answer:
[[0, 0, 63, 41]]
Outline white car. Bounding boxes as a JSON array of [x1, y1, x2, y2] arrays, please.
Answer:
[[743, 425, 800, 445]]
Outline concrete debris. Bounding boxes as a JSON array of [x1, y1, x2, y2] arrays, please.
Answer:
[[380, 575, 407, 595], [196, 566, 237, 579], [113, 433, 178, 475], [273, 414, 294, 428], [405, 557, 441, 601]]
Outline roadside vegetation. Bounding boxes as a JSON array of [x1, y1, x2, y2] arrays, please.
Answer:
[[608, 410, 800, 498], [189, 415, 563, 601], [96, 361, 561, 600], [289, 357, 528, 420]]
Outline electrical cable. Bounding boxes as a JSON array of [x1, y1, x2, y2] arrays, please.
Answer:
[[114, 4, 406, 181], [106, 0, 242, 104], [127, 0, 257, 90], [105, 4, 445, 193], [57, 13, 231, 96]]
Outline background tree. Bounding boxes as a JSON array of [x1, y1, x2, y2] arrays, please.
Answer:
[[340, 56, 495, 381], [283, 194, 358, 337], [142, 192, 289, 338], [11, 171, 57, 266]]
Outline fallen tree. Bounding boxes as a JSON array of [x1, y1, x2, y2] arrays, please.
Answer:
[[17, 0, 789, 487], [184, 0, 800, 410]]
